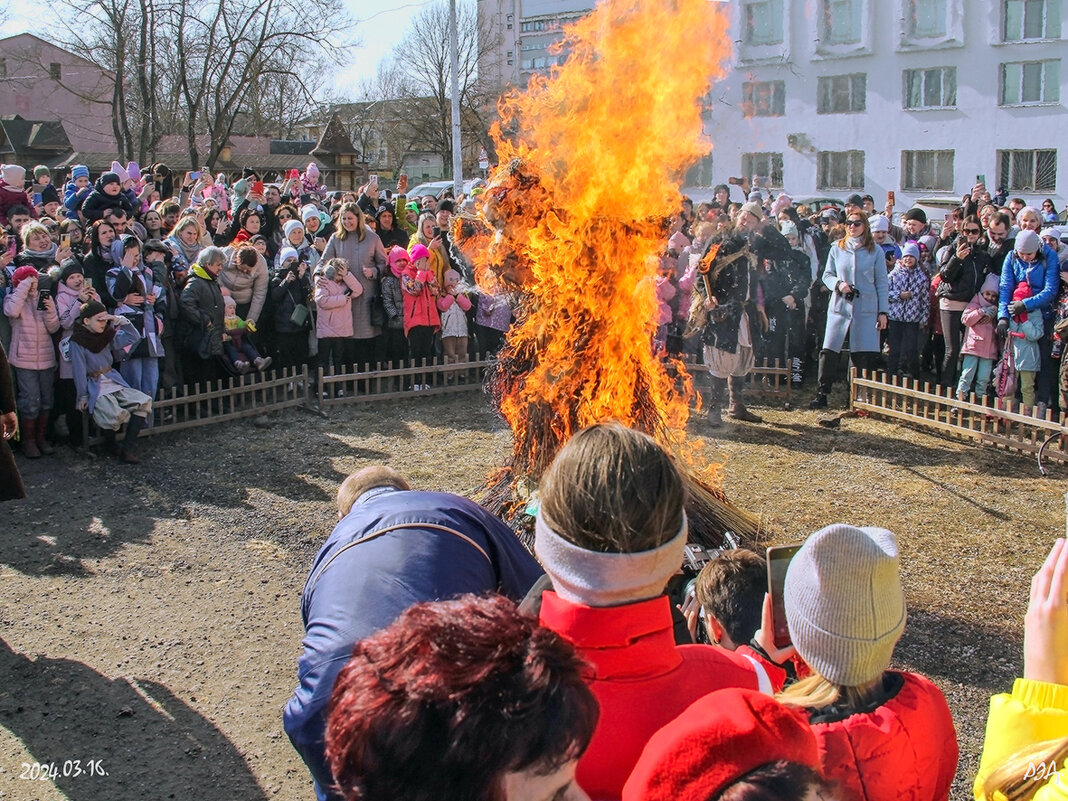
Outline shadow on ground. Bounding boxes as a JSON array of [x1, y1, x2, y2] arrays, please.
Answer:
[[0, 638, 269, 801]]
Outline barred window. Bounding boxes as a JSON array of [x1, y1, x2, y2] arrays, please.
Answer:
[[997, 149, 1057, 192], [817, 150, 865, 190], [901, 150, 955, 191]]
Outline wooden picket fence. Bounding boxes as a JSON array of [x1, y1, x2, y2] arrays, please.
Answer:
[[317, 356, 493, 407], [82, 365, 311, 446], [80, 356, 494, 448], [683, 356, 793, 406], [850, 368, 1068, 465]]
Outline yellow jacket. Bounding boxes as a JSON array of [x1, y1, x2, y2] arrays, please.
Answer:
[[975, 679, 1068, 800]]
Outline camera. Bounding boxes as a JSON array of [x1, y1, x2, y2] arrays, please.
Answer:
[[323, 264, 337, 281], [667, 532, 741, 645], [841, 287, 859, 301]]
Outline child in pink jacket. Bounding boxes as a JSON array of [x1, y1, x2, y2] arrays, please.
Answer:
[[958, 273, 1000, 400], [3, 265, 60, 457], [313, 257, 362, 373], [401, 244, 440, 390]]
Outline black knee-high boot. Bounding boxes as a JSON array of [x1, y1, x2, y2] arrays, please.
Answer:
[[119, 414, 146, 464], [707, 376, 727, 427], [811, 349, 836, 407]]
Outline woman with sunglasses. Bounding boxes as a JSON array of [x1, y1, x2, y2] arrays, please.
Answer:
[[937, 214, 991, 388], [1041, 198, 1058, 224], [810, 213, 888, 408]]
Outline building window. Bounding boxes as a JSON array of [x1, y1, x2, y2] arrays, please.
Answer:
[[906, 0, 948, 37], [817, 73, 866, 113], [742, 80, 785, 116], [998, 149, 1057, 192], [685, 153, 716, 188], [742, 152, 784, 188], [744, 0, 784, 45], [903, 67, 957, 108], [1002, 0, 1061, 41], [49, 62, 62, 81], [0, 59, 6, 79], [817, 150, 865, 190], [1000, 59, 1060, 104], [821, 0, 862, 44], [901, 150, 955, 191]]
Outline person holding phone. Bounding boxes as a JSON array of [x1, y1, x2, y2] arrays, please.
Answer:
[[320, 202, 386, 372], [3, 265, 60, 457], [776, 523, 958, 801], [975, 538, 1068, 801]]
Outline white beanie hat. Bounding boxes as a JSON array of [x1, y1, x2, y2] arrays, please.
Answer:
[[283, 219, 305, 239], [785, 524, 906, 686], [2, 164, 26, 187], [868, 215, 890, 233]]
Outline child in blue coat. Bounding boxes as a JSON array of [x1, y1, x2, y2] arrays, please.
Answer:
[[1003, 281, 1044, 410]]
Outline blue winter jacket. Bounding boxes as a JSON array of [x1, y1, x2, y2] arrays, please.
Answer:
[[998, 244, 1059, 321], [282, 487, 543, 801]]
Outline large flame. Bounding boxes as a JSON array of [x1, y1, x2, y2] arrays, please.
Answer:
[[459, 0, 732, 485]]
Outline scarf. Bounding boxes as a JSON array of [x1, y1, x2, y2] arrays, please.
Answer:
[[169, 233, 202, 267], [534, 512, 688, 607], [71, 321, 117, 354], [20, 243, 57, 262]]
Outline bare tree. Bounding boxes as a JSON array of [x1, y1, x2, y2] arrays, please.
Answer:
[[378, 0, 500, 174], [168, 0, 352, 169], [47, 0, 353, 165]]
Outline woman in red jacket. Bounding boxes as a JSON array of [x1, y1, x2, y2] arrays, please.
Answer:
[[533, 422, 762, 800], [778, 523, 959, 801]]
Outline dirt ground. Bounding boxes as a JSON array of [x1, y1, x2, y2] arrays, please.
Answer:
[[0, 391, 1063, 801]]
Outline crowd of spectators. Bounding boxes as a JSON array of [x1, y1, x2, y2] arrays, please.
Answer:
[[660, 181, 1067, 419], [0, 161, 515, 462], [1, 157, 1065, 465]]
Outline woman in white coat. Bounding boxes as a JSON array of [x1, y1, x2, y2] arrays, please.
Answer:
[[810, 212, 888, 408]]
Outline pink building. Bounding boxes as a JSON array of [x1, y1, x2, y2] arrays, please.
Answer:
[[0, 33, 116, 154]]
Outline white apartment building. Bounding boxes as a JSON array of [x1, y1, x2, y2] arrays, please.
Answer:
[[478, 0, 1066, 209]]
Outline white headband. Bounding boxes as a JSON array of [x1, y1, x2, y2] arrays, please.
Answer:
[[534, 512, 688, 607]]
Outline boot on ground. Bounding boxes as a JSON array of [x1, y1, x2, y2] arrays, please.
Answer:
[[20, 416, 40, 458], [35, 414, 54, 454]]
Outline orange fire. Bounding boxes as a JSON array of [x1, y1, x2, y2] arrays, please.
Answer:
[[458, 0, 732, 484]]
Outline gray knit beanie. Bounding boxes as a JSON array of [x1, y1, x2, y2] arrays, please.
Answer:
[[784, 524, 906, 686], [739, 201, 763, 222]]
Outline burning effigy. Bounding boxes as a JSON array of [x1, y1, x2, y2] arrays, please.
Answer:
[[454, 0, 764, 545]]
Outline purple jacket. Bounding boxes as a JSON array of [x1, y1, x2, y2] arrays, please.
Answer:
[[887, 264, 931, 324]]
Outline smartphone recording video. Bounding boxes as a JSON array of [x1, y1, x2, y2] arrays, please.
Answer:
[[767, 543, 802, 649]]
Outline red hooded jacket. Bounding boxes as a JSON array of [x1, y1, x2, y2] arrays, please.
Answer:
[[538, 592, 760, 800], [808, 671, 958, 801]]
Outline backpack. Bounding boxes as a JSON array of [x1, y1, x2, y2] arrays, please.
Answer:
[[994, 336, 1017, 400]]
